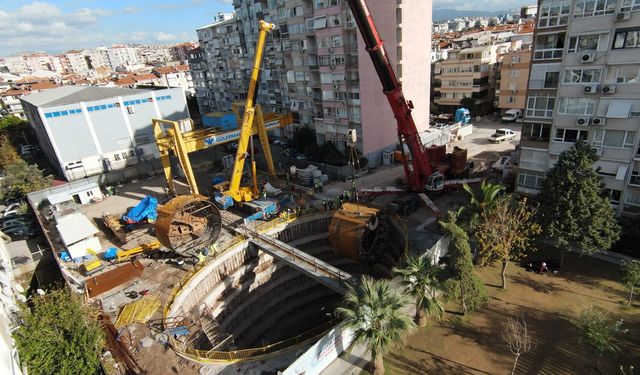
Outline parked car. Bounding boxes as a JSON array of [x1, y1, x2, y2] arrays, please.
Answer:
[[492, 156, 513, 171], [1, 217, 34, 229], [4, 226, 40, 241], [501, 109, 522, 123], [488, 128, 516, 143]]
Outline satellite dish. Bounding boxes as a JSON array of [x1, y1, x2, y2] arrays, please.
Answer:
[[14, 284, 24, 293], [36, 289, 46, 296], [17, 294, 27, 303]]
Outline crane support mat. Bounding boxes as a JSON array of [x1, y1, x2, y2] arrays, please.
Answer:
[[85, 260, 145, 298]]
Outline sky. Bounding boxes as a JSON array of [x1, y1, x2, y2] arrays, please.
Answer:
[[0, 0, 532, 57]]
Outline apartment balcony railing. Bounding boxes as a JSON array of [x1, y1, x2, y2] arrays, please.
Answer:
[[529, 79, 559, 89], [533, 48, 563, 60]]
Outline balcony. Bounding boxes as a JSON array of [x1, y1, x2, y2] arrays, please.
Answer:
[[533, 48, 563, 60], [529, 79, 559, 90]]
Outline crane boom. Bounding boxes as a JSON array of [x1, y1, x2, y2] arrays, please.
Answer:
[[346, 0, 433, 191], [225, 20, 275, 203]]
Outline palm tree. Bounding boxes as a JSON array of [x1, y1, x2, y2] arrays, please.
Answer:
[[462, 181, 504, 227], [337, 276, 415, 375], [393, 254, 444, 327]]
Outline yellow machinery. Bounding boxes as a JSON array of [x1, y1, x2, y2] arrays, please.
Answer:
[[114, 241, 162, 263], [82, 248, 104, 276], [153, 20, 277, 255], [215, 20, 276, 208]]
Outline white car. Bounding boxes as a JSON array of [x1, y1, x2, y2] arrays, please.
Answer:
[[488, 129, 516, 143], [492, 156, 513, 171]]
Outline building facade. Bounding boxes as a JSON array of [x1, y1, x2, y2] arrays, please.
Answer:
[[517, 0, 640, 216], [20, 86, 189, 181], [434, 42, 512, 114], [497, 47, 532, 113], [190, 0, 431, 165]]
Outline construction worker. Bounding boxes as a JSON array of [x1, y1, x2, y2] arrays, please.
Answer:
[[322, 200, 327, 211], [344, 189, 351, 202], [209, 242, 219, 256], [197, 251, 206, 265]]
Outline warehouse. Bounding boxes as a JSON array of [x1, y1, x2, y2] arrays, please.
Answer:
[[20, 86, 189, 181]]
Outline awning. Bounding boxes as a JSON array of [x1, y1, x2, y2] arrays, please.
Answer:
[[606, 100, 633, 119]]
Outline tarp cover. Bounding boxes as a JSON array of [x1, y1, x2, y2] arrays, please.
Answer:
[[122, 195, 158, 223]]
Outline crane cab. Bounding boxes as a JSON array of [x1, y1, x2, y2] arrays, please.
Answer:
[[425, 171, 445, 192]]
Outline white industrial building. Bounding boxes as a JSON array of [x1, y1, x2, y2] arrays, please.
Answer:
[[20, 86, 190, 181]]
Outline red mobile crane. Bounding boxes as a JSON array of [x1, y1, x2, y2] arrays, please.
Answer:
[[346, 0, 481, 208]]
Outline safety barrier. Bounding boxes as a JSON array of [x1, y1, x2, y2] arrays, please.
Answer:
[[162, 212, 339, 364]]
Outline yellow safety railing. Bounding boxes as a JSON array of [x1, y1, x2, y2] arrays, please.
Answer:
[[162, 211, 338, 364]]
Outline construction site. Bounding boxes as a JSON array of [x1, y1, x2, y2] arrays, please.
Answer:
[[21, 2, 521, 374]]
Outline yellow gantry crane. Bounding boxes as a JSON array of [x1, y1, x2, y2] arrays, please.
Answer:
[[214, 20, 276, 209], [152, 21, 290, 198]]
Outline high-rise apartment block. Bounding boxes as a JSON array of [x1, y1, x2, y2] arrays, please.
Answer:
[[517, 0, 640, 216], [496, 47, 532, 114], [190, 0, 431, 164]]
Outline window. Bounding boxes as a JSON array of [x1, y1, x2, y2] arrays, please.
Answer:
[[631, 168, 640, 185], [114, 153, 121, 161], [603, 189, 622, 205], [121, 152, 128, 159], [328, 14, 342, 27], [558, 98, 596, 115], [517, 171, 545, 190], [330, 35, 343, 47], [568, 33, 606, 52], [563, 68, 602, 83], [538, 0, 571, 28], [511, 55, 521, 64], [574, 0, 616, 18], [606, 65, 640, 83], [522, 123, 552, 141], [554, 128, 589, 143], [621, 0, 640, 12], [533, 33, 565, 60], [613, 29, 640, 49], [509, 70, 520, 77], [592, 129, 636, 148], [526, 95, 556, 118], [520, 149, 549, 171], [313, 16, 327, 29], [508, 82, 518, 91]]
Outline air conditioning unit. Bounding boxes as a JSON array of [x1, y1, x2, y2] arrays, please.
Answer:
[[593, 147, 603, 156], [329, 64, 336, 70], [601, 85, 616, 94], [328, 47, 335, 53], [581, 52, 596, 63], [576, 116, 591, 126], [127, 106, 134, 114], [616, 11, 631, 21], [591, 117, 606, 126], [332, 84, 340, 90], [583, 84, 599, 94]]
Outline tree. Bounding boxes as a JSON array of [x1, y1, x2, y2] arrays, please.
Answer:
[[0, 159, 53, 200], [538, 140, 620, 266], [461, 181, 504, 231], [393, 254, 445, 327], [474, 196, 542, 289], [439, 215, 486, 315], [622, 260, 640, 306], [337, 276, 415, 375], [292, 126, 316, 152], [577, 306, 626, 372], [13, 287, 105, 375], [502, 316, 534, 375], [0, 136, 20, 169]]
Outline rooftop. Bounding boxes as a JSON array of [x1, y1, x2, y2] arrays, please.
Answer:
[[21, 85, 147, 107]]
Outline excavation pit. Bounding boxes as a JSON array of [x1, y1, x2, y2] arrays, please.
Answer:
[[164, 210, 407, 366]]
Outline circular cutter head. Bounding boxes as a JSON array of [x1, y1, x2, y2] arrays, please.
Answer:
[[155, 195, 222, 256]]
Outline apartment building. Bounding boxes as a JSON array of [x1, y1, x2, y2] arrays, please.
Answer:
[[106, 45, 139, 72], [63, 51, 91, 75], [434, 42, 512, 114], [517, 0, 640, 216], [496, 47, 532, 114], [191, 0, 431, 164], [170, 42, 199, 63]]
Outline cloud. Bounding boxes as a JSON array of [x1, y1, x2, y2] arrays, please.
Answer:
[[154, 31, 191, 42], [0, 1, 165, 55], [159, 0, 210, 11], [122, 6, 141, 14]]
